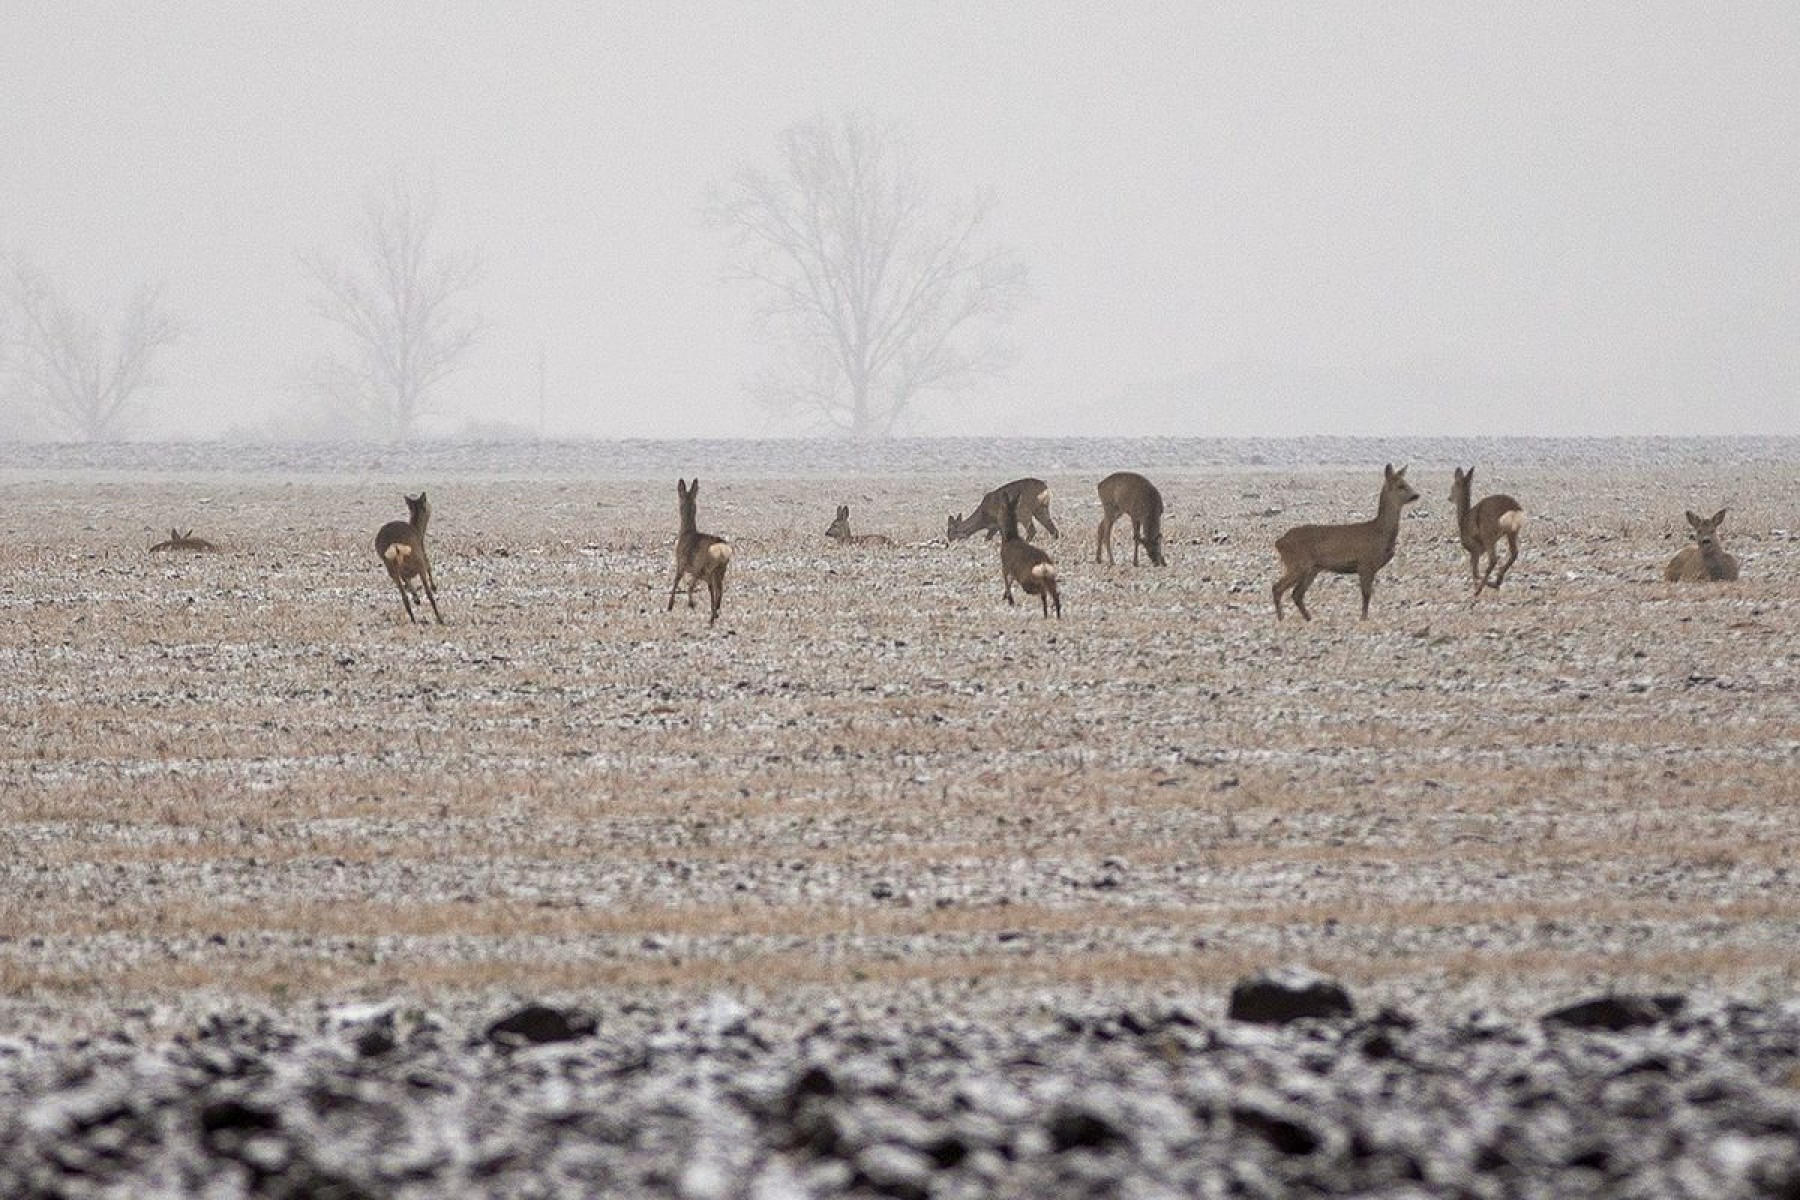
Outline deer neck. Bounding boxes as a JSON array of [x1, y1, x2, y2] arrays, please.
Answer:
[[1374, 488, 1407, 550]]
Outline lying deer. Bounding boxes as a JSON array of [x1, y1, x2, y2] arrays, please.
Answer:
[[148, 528, 218, 553], [1095, 471, 1165, 566], [668, 478, 732, 623], [1664, 508, 1740, 582], [1273, 463, 1419, 621], [1000, 492, 1061, 618], [374, 492, 443, 624], [948, 477, 1059, 543], [1450, 466, 1525, 597], [825, 505, 894, 547]]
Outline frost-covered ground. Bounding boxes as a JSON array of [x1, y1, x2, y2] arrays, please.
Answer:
[[0, 439, 1796, 1195]]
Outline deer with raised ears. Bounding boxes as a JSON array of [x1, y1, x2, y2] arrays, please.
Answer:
[[374, 492, 442, 624], [825, 505, 894, 547], [999, 492, 1061, 618], [668, 478, 732, 624], [1272, 464, 1420, 621], [149, 528, 218, 553], [1450, 466, 1525, 598], [1095, 471, 1165, 566], [947, 477, 1059, 543], [1664, 508, 1740, 582]]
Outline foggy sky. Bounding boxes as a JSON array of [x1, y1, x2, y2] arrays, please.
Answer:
[[2, 2, 1796, 440]]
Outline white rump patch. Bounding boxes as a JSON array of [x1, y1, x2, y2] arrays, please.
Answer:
[[1497, 510, 1526, 535], [1031, 563, 1056, 581], [708, 543, 733, 565], [384, 544, 412, 563]]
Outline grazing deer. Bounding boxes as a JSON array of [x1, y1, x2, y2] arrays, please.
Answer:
[[825, 505, 894, 547], [374, 493, 443, 624], [148, 528, 218, 553], [947, 477, 1059, 543], [999, 492, 1061, 618], [1095, 471, 1165, 566], [668, 478, 732, 624], [1272, 464, 1420, 621], [1664, 508, 1740, 582], [1450, 466, 1525, 597]]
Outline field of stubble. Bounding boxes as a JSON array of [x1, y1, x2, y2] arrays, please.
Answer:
[[2, 461, 1797, 1031]]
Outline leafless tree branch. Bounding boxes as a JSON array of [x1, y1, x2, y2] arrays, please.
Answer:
[[300, 175, 485, 441], [707, 115, 1027, 437]]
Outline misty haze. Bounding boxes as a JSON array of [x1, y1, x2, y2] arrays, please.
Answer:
[[3, 4, 1795, 441]]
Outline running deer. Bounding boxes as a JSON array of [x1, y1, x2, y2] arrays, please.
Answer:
[[668, 477, 732, 623], [1450, 466, 1525, 598], [1272, 464, 1420, 621], [825, 505, 894, 547], [999, 492, 1062, 618], [148, 528, 218, 553], [1664, 508, 1740, 582], [374, 492, 443, 624], [947, 477, 1059, 543], [1094, 471, 1165, 566]]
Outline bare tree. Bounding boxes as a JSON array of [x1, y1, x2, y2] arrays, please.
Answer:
[[709, 115, 1027, 437], [301, 176, 484, 442], [1, 256, 183, 442]]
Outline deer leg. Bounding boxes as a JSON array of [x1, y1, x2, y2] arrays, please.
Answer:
[[1493, 532, 1519, 588], [686, 576, 699, 609], [392, 576, 418, 624], [420, 566, 444, 624], [1037, 511, 1060, 539], [1358, 567, 1377, 619], [666, 568, 685, 612], [1051, 584, 1062, 618], [707, 570, 723, 625], [1290, 570, 1316, 622], [1002, 568, 1016, 606], [1129, 515, 1142, 565], [1095, 513, 1112, 564], [1272, 574, 1288, 620]]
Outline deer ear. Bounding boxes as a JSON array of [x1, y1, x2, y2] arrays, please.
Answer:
[[1711, 508, 1727, 526], [1384, 463, 1394, 479], [1686, 510, 1704, 529]]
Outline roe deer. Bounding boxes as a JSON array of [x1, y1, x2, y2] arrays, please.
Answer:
[[149, 528, 218, 553], [374, 493, 443, 624], [1450, 466, 1525, 597], [948, 477, 1059, 543], [1272, 464, 1420, 621], [825, 505, 894, 547], [1095, 471, 1165, 566], [999, 492, 1061, 618], [668, 478, 732, 623], [1664, 508, 1740, 582]]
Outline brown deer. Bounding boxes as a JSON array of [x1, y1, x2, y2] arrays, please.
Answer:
[[1095, 471, 1165, 566], [668, 478, 732, 623], [825, 505, 894, 547], [1664, 508, 1740, 582], [148, 528, 218, 553], [999, 492, 1061, 618], [374, 493, 443, 624], [947, 477, 1059, 543], [1450, 466, 1525, 597], [1272, 464, 1420, 621]]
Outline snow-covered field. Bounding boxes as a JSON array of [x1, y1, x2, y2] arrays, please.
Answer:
[[1, 439, 1796, 1195]]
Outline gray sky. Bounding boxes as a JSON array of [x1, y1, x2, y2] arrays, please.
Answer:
[[3, 2, 1796, 438]]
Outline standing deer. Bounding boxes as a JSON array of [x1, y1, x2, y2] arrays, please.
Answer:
[[148, 528, 218, 553], [1094, 471, 1165, 566], [374, 492, 443, 624], [668, 478, 732, 623], [825, 505, 894, 547], [947, 478, 1059, 543], [1450, 466, 1525, 597], [999, 492, 1061, 618], [1664, 509, 1740, 582], [1272, 464, 1420, 621]]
